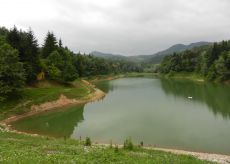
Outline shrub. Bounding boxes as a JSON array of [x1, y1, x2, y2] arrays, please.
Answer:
[[114, 145, 119, 153], [109, 140, 113, 148], [84, 137, 91, 146], [140, 141, 144, 147], [123, 137, 134, 150]]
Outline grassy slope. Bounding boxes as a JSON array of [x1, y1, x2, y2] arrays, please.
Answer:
[[0, 80, 92, 121], [0, 131, 213, 164]]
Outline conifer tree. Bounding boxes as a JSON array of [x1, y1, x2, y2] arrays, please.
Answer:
[[42, 32, 57, 58]]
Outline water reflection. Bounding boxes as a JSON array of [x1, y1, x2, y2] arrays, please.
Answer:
[[11, 78, 230, 154], [160, 78, 230, 119], [11, 105, 85, 138], [94, 80, 114, 93]]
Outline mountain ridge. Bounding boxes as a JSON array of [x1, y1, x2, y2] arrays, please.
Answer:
[[91, 41, 211, 63]]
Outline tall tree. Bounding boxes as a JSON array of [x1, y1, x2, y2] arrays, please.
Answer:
[[207, 43, 219, 68], [6, 26, 21, 50], [58, 38, 63, 48], [22, 29, 40, 83], [0, 27, 9, 40], [7, 27, 40, 83], [42, 32, 57, 58], [0, 43, 25, 101]]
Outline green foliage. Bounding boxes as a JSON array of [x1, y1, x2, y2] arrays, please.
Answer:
[[42, 31, 58, 58], [114, 145, 119, 153], [160, 41, 230, 82], [206, 65, 217, 81], [215, 51, 230, 81], [0, 27, 9, 41], [0, 25, 145, 100], [123, 137, 134, 150], [0, 43, 25, 101], [109, 140, 113, 148], [45, 50, 78, 82], [6, 27, 40, 83], [140, 141, 144, 147], [47, 64, 61, 80], [22, 29, 40, 83], [85, 137, 92, 146], [6, 26, 21, 50], [2, 25, 144, 85]]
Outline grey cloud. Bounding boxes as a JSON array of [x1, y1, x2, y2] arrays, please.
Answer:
[[4, 0, 230, 55]]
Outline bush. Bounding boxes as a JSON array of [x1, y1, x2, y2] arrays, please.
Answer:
[[84, 137, 91, 146], [140, 141, 144, 147], [123, 137, 134, 150], [114, 145, 119, 153], [109, 140, 113, 148]]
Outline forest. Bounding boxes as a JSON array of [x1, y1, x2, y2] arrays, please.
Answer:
[[1, 26, 230, 102], [159, 41, 230, 81], [0, 26, 143, 101]]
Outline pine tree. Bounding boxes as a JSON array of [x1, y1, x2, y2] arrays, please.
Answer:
[[58, 39, 63, 48], [6, 26, 21, 50], [6, 27, 40, 83], [42, 32, 57, 58], [22, 28, 40, 83]]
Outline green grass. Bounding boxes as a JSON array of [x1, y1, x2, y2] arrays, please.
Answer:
[[125, 72, 158, 77], [85, 74, 124, 82], [0, 80, 91, 121], [0, 131, 213, 164], [161, 72, 205, 82]]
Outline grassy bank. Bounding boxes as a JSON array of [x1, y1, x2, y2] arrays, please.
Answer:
[[84, 74, 124, 82], [160, 72, 205, 82], [0, 130, 212, 163], [125, 72, 158, 77], [0, 80, 93, 121], [84, 72, 157, 83]]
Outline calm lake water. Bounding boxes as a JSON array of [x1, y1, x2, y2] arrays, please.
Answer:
[[12, 77, 230, 155]]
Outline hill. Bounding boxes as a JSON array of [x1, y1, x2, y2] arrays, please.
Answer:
[[148, 41, 211, 64], [90, 51, 128, 61], [91, 42, 211, 64]]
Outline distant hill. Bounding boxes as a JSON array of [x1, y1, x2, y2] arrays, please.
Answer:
[[91, 42, 211, 64], [148, 41, 211, 64], [90, 51, 128, 61]]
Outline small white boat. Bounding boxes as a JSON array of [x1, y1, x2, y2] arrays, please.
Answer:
[[188, 96, 193, 99]]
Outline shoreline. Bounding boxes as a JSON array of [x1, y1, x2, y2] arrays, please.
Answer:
[[0, 86, 106, 128], [158, 73, 205, 83], [152, 147, 230, 164], [94, 143, 230, 164]]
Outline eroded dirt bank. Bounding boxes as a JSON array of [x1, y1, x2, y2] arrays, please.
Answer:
[[1, 87, 105, 126]]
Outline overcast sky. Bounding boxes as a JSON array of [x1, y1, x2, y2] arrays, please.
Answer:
[[1, 0, 230, 55]]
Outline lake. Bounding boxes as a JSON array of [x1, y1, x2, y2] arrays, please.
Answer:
[[11, 77, 230, 155]]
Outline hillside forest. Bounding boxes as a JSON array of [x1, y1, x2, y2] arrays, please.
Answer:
[[0, 26, 142, 101]]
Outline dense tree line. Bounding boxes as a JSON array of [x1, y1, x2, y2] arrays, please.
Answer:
[[0, 26, 143, 101], [159, 41, 230, 81]]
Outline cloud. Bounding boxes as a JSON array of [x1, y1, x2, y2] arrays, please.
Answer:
[[1, 0, 230, 55]]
